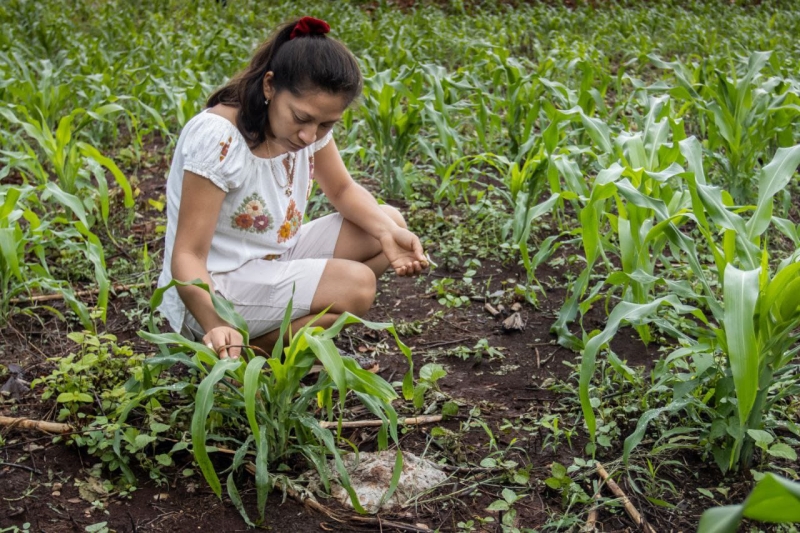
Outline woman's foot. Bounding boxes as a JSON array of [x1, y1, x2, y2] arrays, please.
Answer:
[[308, 352, 379, 375]]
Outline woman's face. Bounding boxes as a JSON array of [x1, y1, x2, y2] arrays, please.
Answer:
[[263, 73, 348, 153]]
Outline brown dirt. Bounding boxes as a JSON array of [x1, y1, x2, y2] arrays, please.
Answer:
[[0, 173, 737, 532]]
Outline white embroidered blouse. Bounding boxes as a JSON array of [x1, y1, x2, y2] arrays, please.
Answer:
[[157, 110, 333, 333]]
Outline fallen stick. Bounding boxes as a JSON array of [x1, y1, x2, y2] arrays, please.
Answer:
[[596, 463, 656, 533], [583, 489, 601, 532], [319, 415, 442, 430], [0, 416, 74, 435], [10, 282, 154, 304]]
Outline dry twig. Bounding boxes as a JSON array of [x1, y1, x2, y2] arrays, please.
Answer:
[[596, 463, 656, 533], [10, 282, 153, 304], [0, 416, 73, 434], [319, 415, 442, 430], [583, 489, 601, 532]]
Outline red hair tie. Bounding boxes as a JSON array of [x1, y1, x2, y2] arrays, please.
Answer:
[[289, 17, 330, 40]]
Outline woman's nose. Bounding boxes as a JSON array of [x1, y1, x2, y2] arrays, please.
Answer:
[[298, 125, 316, 145]]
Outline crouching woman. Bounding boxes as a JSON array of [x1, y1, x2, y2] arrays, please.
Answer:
[[157, 17, 427, 360]]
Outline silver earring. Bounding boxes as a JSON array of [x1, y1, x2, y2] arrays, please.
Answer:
[[264, 98, 270, 106]]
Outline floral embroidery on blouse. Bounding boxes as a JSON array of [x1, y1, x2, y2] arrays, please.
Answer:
[[277, 198, 302, 243], [219, 136, 232, 162], [231, 193, 273, 233]]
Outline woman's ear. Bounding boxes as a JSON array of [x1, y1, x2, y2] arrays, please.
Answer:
[[262, 72, 275, 100]]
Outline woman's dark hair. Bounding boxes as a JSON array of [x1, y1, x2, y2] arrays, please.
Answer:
[[207, 20, 362, 147]]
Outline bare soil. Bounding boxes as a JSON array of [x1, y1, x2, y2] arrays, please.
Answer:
[[0, 169, 739, 532]]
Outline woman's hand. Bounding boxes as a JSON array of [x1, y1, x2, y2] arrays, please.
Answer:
[[202, 326, 243, 359], [379, 227, 429, 277]]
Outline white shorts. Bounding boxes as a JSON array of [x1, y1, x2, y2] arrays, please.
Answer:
[[182, 213, 344, 340]]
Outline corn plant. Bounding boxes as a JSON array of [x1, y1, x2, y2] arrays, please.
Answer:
[[0, 185, 102, 328], [550, 95, 688, 348], [614, 142, 800, 471], [359, 66, 424, 197], [135, 281, 415, 523], [0, 104, 133, 219], [416, 63, 470, 186], [652, 51, 800, 203]]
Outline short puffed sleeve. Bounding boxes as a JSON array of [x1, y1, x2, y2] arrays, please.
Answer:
[[312, 130, 334, 153], [179, 113, 248, 192]]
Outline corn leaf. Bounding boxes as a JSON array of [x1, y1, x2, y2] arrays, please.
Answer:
[[191, 357, 242, 498], [723, 264, 761, 429]]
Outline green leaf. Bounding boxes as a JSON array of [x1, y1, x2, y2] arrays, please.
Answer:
[[723, 265, 761, 429], [544, 477, 561, 490], [442, 401, 459, 417], [244, 356, 268, 447], [697, 488, 714, 499], [513, 471, 530, 485], [134, 434, 157, 449], [580, 111, 612, 153], [766, 443, 797, 461], [502, 488, 519, 504], [419, 363, 446, 382], [227, 471, 254, 527], [581, 296, 691, 446], [42, 182, 88, 227], [486, 500, 510, 512], [149, 422, 170, 434], [191, 358, 241, 498], [77, 142, 134, 209], [255, 426, 271, 522], [746, 429, 774, 448], [748, 144, 800, 239], [551, 462, 567, 478], [743, 473, 800, 522], [697, 505, 743, 533]]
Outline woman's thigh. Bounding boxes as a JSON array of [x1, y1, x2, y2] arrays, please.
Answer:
[[332, 204, 406, 262], [195, 257, 329, 338]]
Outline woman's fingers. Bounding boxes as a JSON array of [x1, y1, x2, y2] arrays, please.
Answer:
[[394, 258, 429, 277], [203, 327, 242, 359], [227, 342, 242, 359]]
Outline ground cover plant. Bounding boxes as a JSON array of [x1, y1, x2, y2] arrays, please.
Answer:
[[1, 0, 800, 531]]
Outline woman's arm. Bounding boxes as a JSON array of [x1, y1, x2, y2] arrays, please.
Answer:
[[313, 138, 427, 275], [171, 171, 242, 358]]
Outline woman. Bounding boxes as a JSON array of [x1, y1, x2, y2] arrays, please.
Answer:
[[157, 17, 428, 361]]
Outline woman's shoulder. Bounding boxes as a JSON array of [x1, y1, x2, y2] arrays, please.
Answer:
[[183, 106, 240, 136], [178, 107, 252, 190]]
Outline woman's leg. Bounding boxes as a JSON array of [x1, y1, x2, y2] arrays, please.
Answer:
[[250, 205, 406, 351], [332, 204, 407, 277]]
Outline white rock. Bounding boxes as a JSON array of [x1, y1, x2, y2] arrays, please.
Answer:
[[309, 451, 447, 513]]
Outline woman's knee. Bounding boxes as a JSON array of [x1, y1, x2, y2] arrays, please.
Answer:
[[349, 263, 377, 314], [315, 260, 376, 316], [380, 204, 407, 229]]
